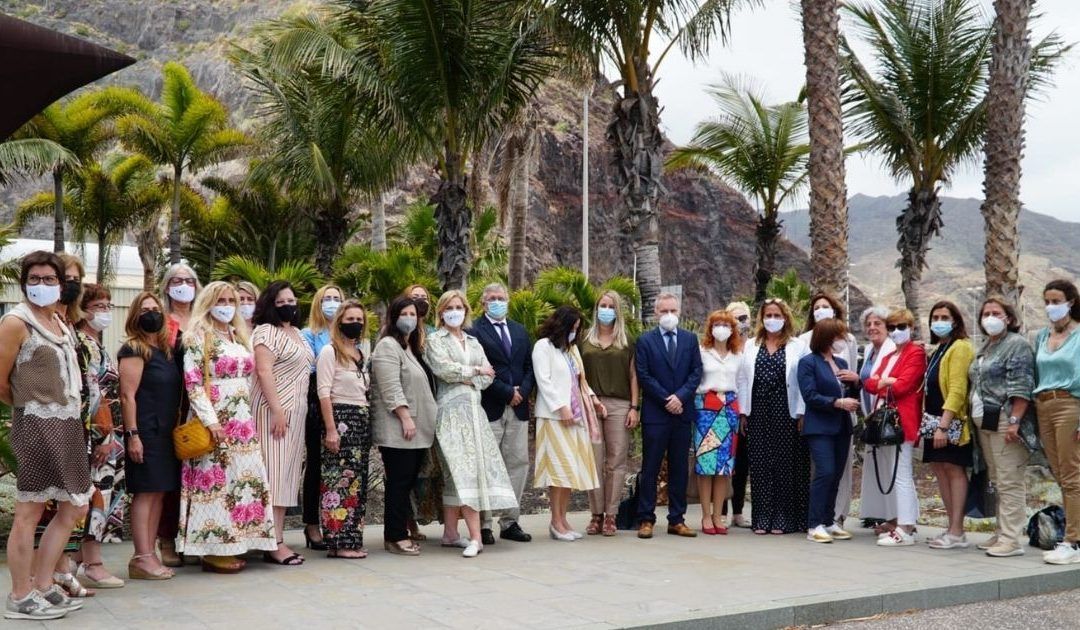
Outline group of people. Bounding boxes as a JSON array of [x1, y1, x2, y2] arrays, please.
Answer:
[[2, 249, 1079, 621]]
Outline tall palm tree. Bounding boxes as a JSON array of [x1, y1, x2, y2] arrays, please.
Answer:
[[494, 105, 541, 290], [0, 139, 75, 186], [667, 77, 810, 304], [801, 0, 849, 298], [96, 63, 248, 265], [842, 0, 1065, 319], [551, 0, 753, 317], [13, 93, 114, 251]]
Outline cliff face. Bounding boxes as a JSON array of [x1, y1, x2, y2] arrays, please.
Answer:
[[1, 0, 825, 322]]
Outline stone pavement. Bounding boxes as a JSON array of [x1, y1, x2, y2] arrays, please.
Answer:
[[1, 510, 1079, 629]]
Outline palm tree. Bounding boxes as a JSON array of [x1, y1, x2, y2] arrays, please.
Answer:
[[0, 139, 75, 186], [667, 77, 810, 304], [13, 92, 114, 252], [550, 0, 751, 317], [17, 154, 169, 283], [96, 63, 248, 265], [213, 255, 324, 294], [842, 0, 1066, 319], [494, 105, 542, 290], [800, 0, 849, 298]]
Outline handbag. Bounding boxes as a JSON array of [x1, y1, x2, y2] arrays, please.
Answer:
[[919, 412, 965, 445], [173, 334, 215, 460], [862, 388, 904, 495]]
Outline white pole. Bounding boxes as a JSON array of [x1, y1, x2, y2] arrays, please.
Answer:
[[582, 89, 590, 279]]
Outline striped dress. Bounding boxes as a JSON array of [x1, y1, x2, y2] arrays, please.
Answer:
[[533, 345, 600, 491], [251, 324, 314, 508]]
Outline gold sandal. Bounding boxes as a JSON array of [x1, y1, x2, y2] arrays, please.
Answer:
[[128, 553, 174, 580]]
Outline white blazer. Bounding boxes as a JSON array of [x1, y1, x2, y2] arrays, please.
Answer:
[[532, 337, 580, 419], [859, 338, 897, 414], [738, 336, 808, 419]]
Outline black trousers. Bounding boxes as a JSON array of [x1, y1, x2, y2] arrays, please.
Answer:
[[303, 374, 321, 526], [379, 446, 425, 543], [722, 429, 749, 516]]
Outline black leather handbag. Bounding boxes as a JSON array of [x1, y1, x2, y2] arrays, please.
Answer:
[[862, 389, 905, 494]]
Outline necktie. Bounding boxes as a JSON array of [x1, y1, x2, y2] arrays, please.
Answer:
[[664, 331, 676, 364], [496, 322, 512, 356]]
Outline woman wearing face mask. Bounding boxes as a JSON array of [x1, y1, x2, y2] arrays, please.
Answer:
[[251, 280, 314, 565], [370, 297, 437, 555], [117, 292, 181, 582], [176, 282, 277, 573], [922, 301, 975, 550], [299, 284, 345, 550], [425, 291, 517, 557], [694, 310, 748, 535], [1, 252, 93, 619], [316, 301, 373, 558], [865, 309, 927, 548], [401, 285, 438, 540], [857, 306, 898, 533], [1033, 280, 1080, 565], [579, 291, 638, 536], [737, 299, 809, 535], [235, 281, 258, 330], [405, 284, 436, 335], [721, 301, 753, 528], [532, 306, 601, 542], [970, 297, 1036, 558]]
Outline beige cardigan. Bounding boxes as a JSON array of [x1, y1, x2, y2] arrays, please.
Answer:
[[370, 336, 436, 449]]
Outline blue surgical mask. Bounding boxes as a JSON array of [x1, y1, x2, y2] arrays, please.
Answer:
[[930, 321, 953, 338], [597, 307, 617, 325], [321, 299, 341, 318], [487, 299, 508, 319]]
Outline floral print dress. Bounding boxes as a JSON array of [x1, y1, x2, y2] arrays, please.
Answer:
[[177, 330, 277, 556]]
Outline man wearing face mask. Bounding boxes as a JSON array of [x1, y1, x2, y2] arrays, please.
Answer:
[[466, 283, 535, 545], [634, 293, 704, 538]]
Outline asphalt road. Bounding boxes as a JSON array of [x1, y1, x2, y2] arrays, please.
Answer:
[[822, 588, 1080, 629]]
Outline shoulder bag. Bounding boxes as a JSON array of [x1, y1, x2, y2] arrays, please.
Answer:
[[173, 334, 215, 460], [861, 387, 904, 494]]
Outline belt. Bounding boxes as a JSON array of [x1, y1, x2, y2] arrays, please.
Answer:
[[1036, 389, 1075, 402]]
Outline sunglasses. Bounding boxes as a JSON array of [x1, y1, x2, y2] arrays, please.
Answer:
[[736, 315, 749, 323], [886, 323, 909, 332]]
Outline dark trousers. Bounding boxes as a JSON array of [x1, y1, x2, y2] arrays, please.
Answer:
[[806, 433, 851, 529], [722, 430, 749, 516], [303, 374, 322, 526], [379, 446, 425, 543], [636, 421, 691, 525]]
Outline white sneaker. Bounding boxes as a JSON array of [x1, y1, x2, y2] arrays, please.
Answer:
[[807, 525, 833, 543], [929, 533, 971, 549], [4, 591, 67, 620], [877, 528, 915, 547], [1043, 542, 1080, 565], [826, 524, 852, 540], [462, 540, 481, 558], [39, 585, 83, 612]]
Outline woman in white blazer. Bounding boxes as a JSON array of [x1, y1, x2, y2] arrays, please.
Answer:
[[856, 306, 898, 532], [532, 306, 600, 541], [737, 298, 809, 535]]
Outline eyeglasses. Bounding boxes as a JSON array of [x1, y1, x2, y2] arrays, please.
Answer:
[[88, 303, 114, 312], [169, 277, 197, 287], [736, 315, 749, 322], [26, 274, 60, 286], [886, 323, 909, 332]]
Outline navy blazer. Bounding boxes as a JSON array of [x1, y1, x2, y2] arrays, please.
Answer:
[[467, 316, 534, 421], [797, 353, 859, 436], [635, 327, 703, 425]]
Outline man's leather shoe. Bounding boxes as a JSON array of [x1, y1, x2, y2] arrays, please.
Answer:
[[481, 528, 496, 546], [667, 523, 698, 537], [637, 522, 654, 539], [499, 522, 532, 542]]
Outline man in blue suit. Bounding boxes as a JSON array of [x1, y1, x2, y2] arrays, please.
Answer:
[[467, 283, 534, 545], [635, 293, 703, 538]]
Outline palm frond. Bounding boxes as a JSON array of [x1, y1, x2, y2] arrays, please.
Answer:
[[0, 139, 76, 184]]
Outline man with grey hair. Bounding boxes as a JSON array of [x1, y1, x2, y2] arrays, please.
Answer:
[[466, 283, 535, 544]]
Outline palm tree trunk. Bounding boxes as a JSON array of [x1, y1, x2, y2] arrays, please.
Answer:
[[372, 193, 387, 253], [608, 62, 664, 319], [754, 208, 783, 304], [52, 168, 65, 252], [801, 0, 849, 296], [433, 149, 471, 292], [96, 227, 107, 284], [169, 163, 182, 265], [897, 187, 943, 329], [981, 0, 1032, 307], [507, 124, 535, 290], [134, 214, 162, 291], [313, 203, 350, 278]]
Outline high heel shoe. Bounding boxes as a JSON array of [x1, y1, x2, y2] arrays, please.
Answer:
[[304, 527, 328, 551], [549, 525, 576, 542]]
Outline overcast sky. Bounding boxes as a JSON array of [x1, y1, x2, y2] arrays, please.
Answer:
[[650, 0, 1080, 222]]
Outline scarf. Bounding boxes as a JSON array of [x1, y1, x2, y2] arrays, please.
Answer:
[[7, 302, 82, 404]]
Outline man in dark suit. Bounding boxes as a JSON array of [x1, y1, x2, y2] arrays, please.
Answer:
[[467, 283, 534, 545], [635, 293, 703, 538]]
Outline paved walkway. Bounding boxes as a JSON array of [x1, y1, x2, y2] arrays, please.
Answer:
[[2, 510, 1079, 629]]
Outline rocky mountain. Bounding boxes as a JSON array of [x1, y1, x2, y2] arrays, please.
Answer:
[[782, 193, 1080, 325], [0, 0, 825, 321]]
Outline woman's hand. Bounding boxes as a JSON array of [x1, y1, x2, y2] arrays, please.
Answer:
[[271, 409, 288, 440], [127, 435, 144, 464], [208, 422, 226, 446], [834, 398, 859, 413], [476, 365, 495, 378], [400, 415, 417, 441], [91, 443, 112, 467], [626, 408, 640, 429], [559, 406, 575, 427], [933, 426, 948, 449], [837, 369, 860, 383], [324, 429, 341, 454], [594, 398, 608, 419], [879, 377, 897, 388]]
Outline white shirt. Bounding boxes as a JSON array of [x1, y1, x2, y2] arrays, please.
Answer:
[[697, 347, 742, 394]]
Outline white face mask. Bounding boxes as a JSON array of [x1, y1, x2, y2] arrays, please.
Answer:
[[321, 299, 341, 318], [813, 307, 836, 322], [982, 315, 1007, 336], [658, 313, 679, 331], [443, 309, 466, 328], [831, 340, 848, 356], [1046, 302, 1072, 323], [168, 283, 196, 304], [26, 284, 61, 308], [568, 330, 577, 344], [211, 305, 236, 324], [88, 311, 112, 332], [239, 304, 256, 320], [712, 325, 732, 342], [888, 328, 911, 344], [763, 317, 784, 334]]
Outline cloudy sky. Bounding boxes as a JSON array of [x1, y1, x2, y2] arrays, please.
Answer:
[[650, 0, 1080, 222]]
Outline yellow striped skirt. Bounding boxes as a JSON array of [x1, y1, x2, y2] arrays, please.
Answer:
[[533, 418, 600, 491]]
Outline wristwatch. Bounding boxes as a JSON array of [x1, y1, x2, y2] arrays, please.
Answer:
[[124, 429, 140, 438], [1007, 416, 1020, 426]]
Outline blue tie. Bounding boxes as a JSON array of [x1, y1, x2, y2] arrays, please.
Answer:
[[664, 331, 676, 364], [496, 322, 512, 356]]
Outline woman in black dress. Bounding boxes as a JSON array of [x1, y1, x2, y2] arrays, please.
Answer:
[[118, 292, 182, 580], [739, 299, 810, 534]]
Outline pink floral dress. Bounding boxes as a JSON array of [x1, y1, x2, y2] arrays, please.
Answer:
[[177, 330, 276, 556]]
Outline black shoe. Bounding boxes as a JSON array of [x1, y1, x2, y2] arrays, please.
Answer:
[[481, 528, 496, 546], [304, 527, 328, 551], [500, 522, 532, 542]]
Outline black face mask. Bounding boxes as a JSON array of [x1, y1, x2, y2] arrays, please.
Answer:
[[276, 304, 299, 325], [60, 280, 81, 305], [138, 311, 165, 334], [339, 322, 364, 340], [414, 299, 430, 319]]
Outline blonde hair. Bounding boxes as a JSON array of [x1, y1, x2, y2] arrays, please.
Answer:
[[57, 252, 86, 324], [754, 298, 797, 344], [161, 263, 201, 314], [585, 290, 628, 349], [235, 281, 259, 302], [307, 284, 344, 333], [435, 289, 471, 329], [328, 300, 367, 367], [183, 281, 251, 351], [886, 308, 916, 327]]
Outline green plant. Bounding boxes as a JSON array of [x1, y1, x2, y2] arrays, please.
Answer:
[[212, 255, 323, 296], [0, 401, 15, 477], [766, 268, 811, 330]]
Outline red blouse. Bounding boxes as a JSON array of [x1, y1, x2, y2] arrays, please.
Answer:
[[865, 342, 927, 443]]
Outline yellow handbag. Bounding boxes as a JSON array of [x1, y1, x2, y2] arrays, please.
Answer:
[[173, 334, 215, 460]]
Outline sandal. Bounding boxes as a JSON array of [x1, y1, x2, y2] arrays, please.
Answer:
[[586, 514, 604, 535], [602, 515, 617, 537], [327, 549, 368, 559], [76, 562, 125, 589], [54, 570, 96, 597], [264, 540, 305, 566], [383, 540, 420, 556], [202, 555, 246, 574], [407, 520, 427, 541], [127, 553, 174, 581]]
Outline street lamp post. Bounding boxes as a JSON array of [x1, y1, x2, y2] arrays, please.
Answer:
[[582, 88, 590, 279]]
